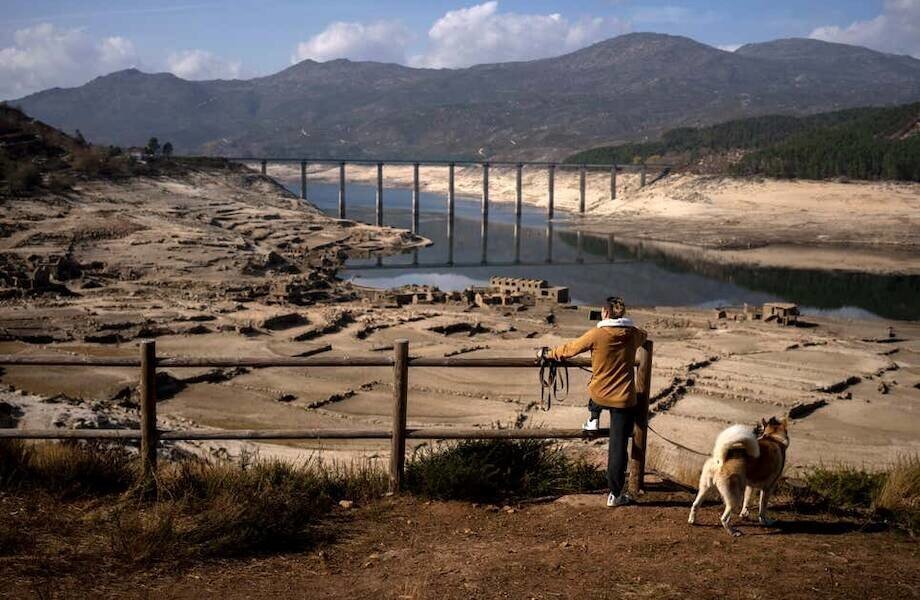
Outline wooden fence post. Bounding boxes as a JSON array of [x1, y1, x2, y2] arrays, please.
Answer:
[[579, 165, 586, 214], [260, 160, 267, 175], [629, 340, 653, 495], [547, 164, 555, 219], [389, 339, 409, 493], [640, 163, 647, 187], [139, 340, 158, 478]]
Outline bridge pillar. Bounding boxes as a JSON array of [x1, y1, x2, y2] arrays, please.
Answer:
[[411, 162, 420, 234], [338, 162, 346, 219], [515, 163, 523, 218], [375, 162, 383, 226], [447, 163, 455, 265], [300, 160, 307, 200], [579, 165, 586, 214], [547, 164, 555, 219], [640, 163, 647, 187], [260, 160, 267, 175], [610, 165, 617, 201]]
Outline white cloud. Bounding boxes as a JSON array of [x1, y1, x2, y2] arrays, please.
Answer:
[[810, 0, 920, 58], [717, 44, 741, 52], [167, 49, 241, 80], [290, 2, 631, 69], [0, 23, 139, 99], [292, 20, 411, 64], [411, 1, 631, 68], [630, 5, 717, 26]]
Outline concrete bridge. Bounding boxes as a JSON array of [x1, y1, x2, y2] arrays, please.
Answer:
[[226, 156, 674, 225]]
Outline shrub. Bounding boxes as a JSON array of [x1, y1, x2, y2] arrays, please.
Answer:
[[802, 465, 885, 511], [119, 455, 388, 559], [0, 440, 135, 498], [48, 171, 74, 192], [8, 163, 41, 194], [71, 148, 105, 177], [405, 439, 604, 502], [875, 455, 920, 534], [0, 439, 30, 485]]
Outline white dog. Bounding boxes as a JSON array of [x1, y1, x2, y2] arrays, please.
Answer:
[[688, 417, 790, 536]]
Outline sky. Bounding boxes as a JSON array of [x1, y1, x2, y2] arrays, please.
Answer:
[[1, 0, 918, 99]]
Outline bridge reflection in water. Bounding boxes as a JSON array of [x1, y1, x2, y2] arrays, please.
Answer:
[[287, 180, 919, 321]]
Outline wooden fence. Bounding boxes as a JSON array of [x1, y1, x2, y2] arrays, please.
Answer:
[[0, 339, 654, 494]]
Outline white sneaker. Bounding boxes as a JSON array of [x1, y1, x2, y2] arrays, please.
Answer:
[[606, 492, 633, 507], [582, 417, 600, 432]]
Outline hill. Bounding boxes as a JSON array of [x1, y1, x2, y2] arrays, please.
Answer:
[[0, 104, 232, 195], [9, 33, 920, 160], [565, 102, 920, 181]]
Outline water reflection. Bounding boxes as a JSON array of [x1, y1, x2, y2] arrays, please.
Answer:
[[286, 180, 918, 320]]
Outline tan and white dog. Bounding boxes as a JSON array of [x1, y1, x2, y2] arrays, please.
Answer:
[[687, 417, 790, 536]]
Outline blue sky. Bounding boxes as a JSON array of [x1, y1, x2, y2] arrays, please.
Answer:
[[1, 1, 917, 99]]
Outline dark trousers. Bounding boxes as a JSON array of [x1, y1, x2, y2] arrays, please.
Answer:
[[588, 400, 634, 496]]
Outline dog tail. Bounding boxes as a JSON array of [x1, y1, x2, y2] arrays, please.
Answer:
[[712, 424, 759, 466]]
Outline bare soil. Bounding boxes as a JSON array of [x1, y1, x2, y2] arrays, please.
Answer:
[[1, 165, 918, 476], [3, 483, 917, 599]]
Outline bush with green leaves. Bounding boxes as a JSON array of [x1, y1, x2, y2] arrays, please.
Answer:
[[405, 438, 604, 502]]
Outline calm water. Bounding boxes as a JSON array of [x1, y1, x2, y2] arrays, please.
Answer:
[[285, 180, 919, 321]]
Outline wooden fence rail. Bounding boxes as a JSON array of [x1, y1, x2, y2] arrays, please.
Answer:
[[0, 339, 653, 494]]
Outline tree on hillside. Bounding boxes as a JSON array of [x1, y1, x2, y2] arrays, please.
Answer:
[[144, 137, 160, 157], [162, 142, 173, 158]]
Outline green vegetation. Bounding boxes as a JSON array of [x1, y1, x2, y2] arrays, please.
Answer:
[[566, 102, 920, 181], [780, 457, 920, 534], [405, 439, 604, 502]]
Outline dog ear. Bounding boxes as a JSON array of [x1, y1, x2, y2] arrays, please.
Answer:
[[761, 417, 768, 428]]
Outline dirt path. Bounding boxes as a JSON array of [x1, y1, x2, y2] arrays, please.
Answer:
[[7, 485, 916, 599]]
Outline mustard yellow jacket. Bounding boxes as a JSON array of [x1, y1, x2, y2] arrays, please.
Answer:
[[550, 320, 648, 409]]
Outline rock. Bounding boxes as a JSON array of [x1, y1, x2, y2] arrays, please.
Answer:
[[338, 500, 354, 509], [259, 312, 308, 330], [878, 381, 889, 394]]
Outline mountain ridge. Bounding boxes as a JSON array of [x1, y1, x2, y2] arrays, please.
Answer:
[[10, 32, 920, 160]]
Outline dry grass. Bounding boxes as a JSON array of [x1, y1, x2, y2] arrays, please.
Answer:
[[875, 455, 920, 533], [0, 440, 388, 564]]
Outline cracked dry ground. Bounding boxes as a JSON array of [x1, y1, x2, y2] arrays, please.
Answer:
[[1, 288, 917, 470]]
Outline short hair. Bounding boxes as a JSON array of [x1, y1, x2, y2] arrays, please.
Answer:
[[606, 296, 626, 318]]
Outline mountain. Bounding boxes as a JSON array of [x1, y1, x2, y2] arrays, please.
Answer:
[[10, 33, 920, 160]]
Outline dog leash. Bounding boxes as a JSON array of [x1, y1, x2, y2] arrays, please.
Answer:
[[537, 354, 569, 411], [646, 422, 710, 456]]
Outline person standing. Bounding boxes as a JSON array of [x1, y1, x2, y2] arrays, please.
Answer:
[[544, 297, 647, 507]]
